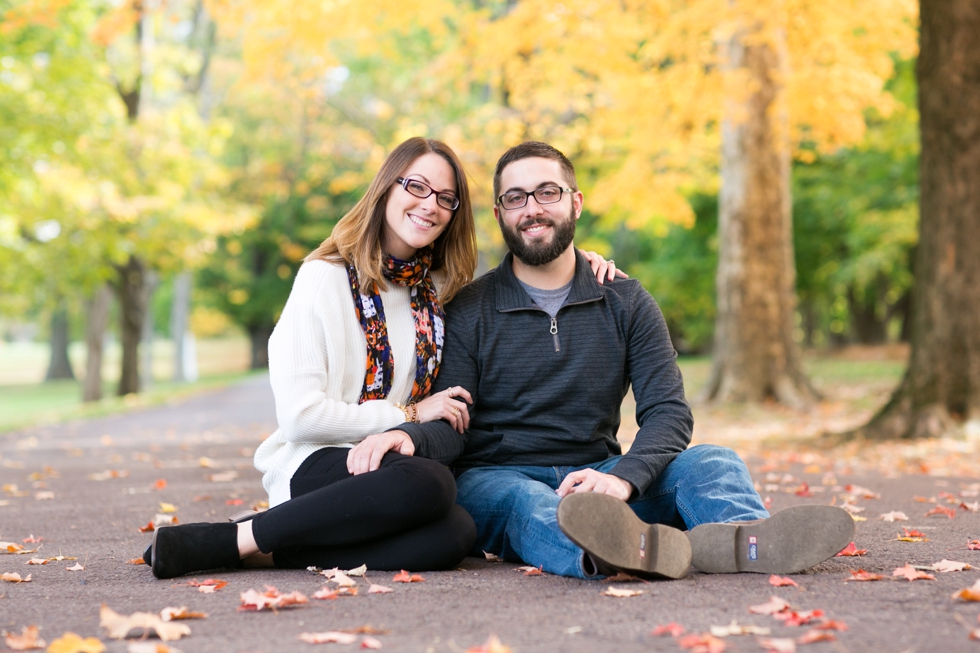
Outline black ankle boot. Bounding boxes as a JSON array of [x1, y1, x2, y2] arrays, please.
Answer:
[[142, 543, 152, 567], [151, 522, 240, 579]]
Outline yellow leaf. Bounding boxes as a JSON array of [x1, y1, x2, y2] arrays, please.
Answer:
[[158, 503, 177, 514], [45, 632, 105, 653]]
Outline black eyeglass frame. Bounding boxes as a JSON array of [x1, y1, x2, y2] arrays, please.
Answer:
[[395, 177, 460, 211], [496, 186, 575, 210]]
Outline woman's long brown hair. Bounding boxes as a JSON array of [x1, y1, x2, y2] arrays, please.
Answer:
[[306, 137, 477, 303]]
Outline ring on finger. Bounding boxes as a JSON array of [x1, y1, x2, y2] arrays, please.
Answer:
[[450, 407, 461, 416], [448, 387, 455, 398]]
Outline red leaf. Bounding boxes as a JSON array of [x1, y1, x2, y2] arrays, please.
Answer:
[[968, 540, 980, 551], [676, 633, 726, 653], [392, 570, 424, 583], [924, 505, 956, 519], [892, 564, 935, 581], [835, 542, 867, 557], [226, 498, 244, 506], [138, 521, 155, 533], [769, 575, 799, 587], [843, 569, 883, 582], [154, 478, 167, 490], [903, 528, 926, 537], [773, 609, 825, 627], [814, 620, 848, 631], [794, 482, 812, 497], [651, 622, 685, 637], [798, 630, 835, 644]]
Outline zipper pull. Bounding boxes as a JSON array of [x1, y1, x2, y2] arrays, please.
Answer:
[[550, 317, 560, 352]]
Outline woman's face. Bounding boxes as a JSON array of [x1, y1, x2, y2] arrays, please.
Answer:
[[383, 152, 457, 260]]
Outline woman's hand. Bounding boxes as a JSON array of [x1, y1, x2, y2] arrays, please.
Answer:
[[347, 431, 415, 475], [414, 385, 473, 434], [578, 249, 628, 285]]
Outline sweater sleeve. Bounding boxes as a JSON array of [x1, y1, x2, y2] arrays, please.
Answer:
[[269, 262, 406, 444], [394, 296, 475, 463], [609, 283, 693, 495]]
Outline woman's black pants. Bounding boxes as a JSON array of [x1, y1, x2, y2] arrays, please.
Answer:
[[250, 447, 475, 571]]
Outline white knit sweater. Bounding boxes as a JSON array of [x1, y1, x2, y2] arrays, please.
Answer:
[[254, 259, 443, 507]]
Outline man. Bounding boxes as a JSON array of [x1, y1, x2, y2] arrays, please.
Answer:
[[349, 141, 853, 579]]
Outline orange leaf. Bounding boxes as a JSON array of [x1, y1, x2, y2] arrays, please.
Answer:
[[4, 625, 46, 650], [951, 579, 980, 602], [913, 495, 935, 503], [126, 558, 144, 565], [924, 505, 956, 519], [519, 565, 543, 576], [892, 564, 935, 581], [159, 606, 208, 621], [651, 623, 685, 637], [676, 633, 726, 653], [835, 542, 867, 557], [769, 575, 798, 587], [843, 569, 883, 582], [361, 635, 383, 649], [749, 596, 791, 615], [225, 498, 244, 506], [813, 620, 848, 631], [186, 578, 227, 590], [238, 586, 308, 611], [392, 570, 424, 583], [464, 634, 513, 653], [313, 587, 338, 600], [25, 558, 48, 565], [138, 521, 155, 533], [154, 479, 167, 490], [773, 609, 824, 627], [757, 637, 796, 653], [968, 540, 980, 551]]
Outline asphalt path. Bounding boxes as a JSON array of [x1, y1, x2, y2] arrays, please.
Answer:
[[1, 376, 979, 652]]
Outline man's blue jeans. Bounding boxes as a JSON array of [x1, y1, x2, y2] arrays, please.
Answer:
[[455, 444, 769, 579]]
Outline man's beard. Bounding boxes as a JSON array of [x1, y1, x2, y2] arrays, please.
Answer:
[[499, 207, 577, 267]]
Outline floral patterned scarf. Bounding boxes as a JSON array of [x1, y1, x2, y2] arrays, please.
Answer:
[[347, 247, 445, 404]]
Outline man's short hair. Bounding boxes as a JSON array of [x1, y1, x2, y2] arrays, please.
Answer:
[[493, 141, 578, 202]]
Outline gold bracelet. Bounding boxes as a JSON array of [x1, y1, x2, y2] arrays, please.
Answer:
[[395, 403, 411, 423], [410, 403, 420, 424]]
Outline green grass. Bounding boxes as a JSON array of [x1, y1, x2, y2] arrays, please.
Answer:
[[0, 372, 261, 434]]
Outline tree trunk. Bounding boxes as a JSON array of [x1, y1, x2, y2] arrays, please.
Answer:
[[847, 285, 888, 345], [247, 323, 273, 370], [171, 271, 193, 382], [44, 303, 75, 381], [853, 0, 980, 439], [140, 270, 159, 389], [703, 20, 817, 407], [116, 255, 148, 396], [83, 284, 112, 402]]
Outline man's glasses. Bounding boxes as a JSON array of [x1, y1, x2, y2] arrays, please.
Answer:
[[496, 186, 574, 210], [396, 177, 459, 211]]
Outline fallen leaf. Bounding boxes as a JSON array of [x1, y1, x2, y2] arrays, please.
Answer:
[[840, 502, 864, 515], [238, 586, 308, 611], [88, 470, 130, 481], [22, 535, 43, 543], [756, 636, 796, 653], [813, 620, 848, 631], [368, 584, 393, 594], [1, 541, 26, 553], [968, 540, 980, 551], [483, 551, 503, 562], [340, 627, 390, 636], [159, 607, 207, 621], [100, 605, 191, 641], [749, 596, 791, 615], [1, 572, 32, 582], [794, 482, 812, 498], [516, 565, 543, 576], [126, 643, 180, 653], [185, 578, 227, 590], [361, 636, 383, 649], [331, 571, 357, 587], [800, 632, 837, 645], [651, 623, 685, 637], [66, 562, 85, 571], [892, 564, 935, 581], [769, 575, 798, 587], [602, 572, 644, 583], [763, 496, 773, 510], [138, 522, 155, 533], [159, 503, 177, 514], [153, 514, 178, 527], [198, 457, 215, 468], [207, 470, 238, 483], [298, 632, 358, 644], [835, 542, 868, 557], [951, 579, 980, 602], [710, 620, 771, 637], [4, 625, 46, 650], [313, 587, 338, 600], [931, 559, 972, 573], [896, 528, 928, 542], [48, 555, 75, 562], [843, 569, 883, 582], [126, 558, 145, 565], [677, 633, 726, 652], [773, 609, 825, 627], [225, 498, 244, 506], [913, 495, 935, 503], [46, 632, 105, 653], [844, 484, 880, 499], [880, 511, 909, 522], [35, 491, 55, 500], [464, 635, 512, 653], [346, 564, 368, 577], [925, 505, 956, 519], [602, 586, 644, 597], [960, 501, 980, 512], [392, 570, 424, 583], [25, 558, 48, 565], [154, 479, 167, 491], [337, 587, 358, 596]]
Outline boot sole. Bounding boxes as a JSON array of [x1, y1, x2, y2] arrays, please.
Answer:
[[557, 493, 691, 579], [688, 505, 854, 574]]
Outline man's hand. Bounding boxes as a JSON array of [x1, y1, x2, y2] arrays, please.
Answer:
[[346, 431, 415, 476], [556, 469, 633, 501]]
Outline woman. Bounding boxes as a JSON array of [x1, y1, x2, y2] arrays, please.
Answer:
[[147, 137, 619, 579]]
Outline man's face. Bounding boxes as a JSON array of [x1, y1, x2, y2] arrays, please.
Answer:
[[494, 157, 583, 266]]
